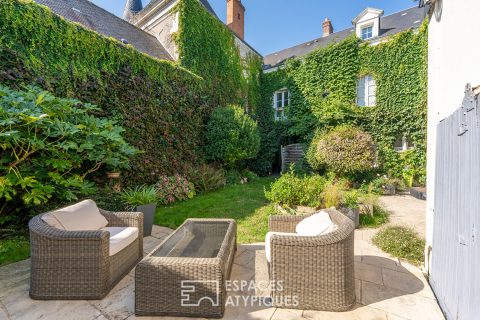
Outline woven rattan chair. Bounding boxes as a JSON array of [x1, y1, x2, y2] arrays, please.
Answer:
[[268, 208, 355, 311], [29, 208, 143, 300]]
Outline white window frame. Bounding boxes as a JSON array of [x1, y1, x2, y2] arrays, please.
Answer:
[[361, 25, 373, 40], [394, 136, 414, 152], [357, 75, 376, 107], [273, 89, 289, 120]]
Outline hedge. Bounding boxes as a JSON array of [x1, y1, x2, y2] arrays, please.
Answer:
[[0, 0, 210, 185]]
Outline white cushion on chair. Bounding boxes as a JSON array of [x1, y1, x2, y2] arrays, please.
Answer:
[[295, 211, 337, 236], [102, 227, 139, 256], [48, 199, 109, 231], [41, 213, 65, 230], [265, 232, 297, 263]]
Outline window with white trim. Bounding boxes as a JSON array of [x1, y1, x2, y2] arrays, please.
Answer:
[[273, 89, 289, 120], [361, 25, 373, 40], [357, 75, 376, 107], [394, 136, 414, 152]]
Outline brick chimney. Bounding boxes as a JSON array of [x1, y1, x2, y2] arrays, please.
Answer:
[[322, 17, 333, 37], [227, 0, 245, 40]]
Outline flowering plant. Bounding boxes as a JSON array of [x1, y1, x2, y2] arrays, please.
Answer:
[[155, 175, 195, 205]]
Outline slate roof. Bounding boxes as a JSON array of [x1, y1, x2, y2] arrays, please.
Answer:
[[264, 6, 427, 70], [136, 0, 217, 21], [135, 0, 262, 58], [35, 0, 172, 61]]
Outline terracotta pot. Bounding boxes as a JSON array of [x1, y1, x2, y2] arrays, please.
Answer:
[[106, 172, 121, 179]]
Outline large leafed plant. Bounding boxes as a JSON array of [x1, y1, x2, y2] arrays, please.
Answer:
[[0, 86, 137, 226]]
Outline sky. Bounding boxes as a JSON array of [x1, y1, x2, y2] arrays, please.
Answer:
[[91, 0, 419, 55]]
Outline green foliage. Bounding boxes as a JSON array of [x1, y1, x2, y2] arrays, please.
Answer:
[[88, 189, 126, 212], [359, 205, 389, 228], [248, 70, 289, 175], [175, 0, 262, 109], [204, 105, 261, 167], [0, 86, 136, 226], [265, 170, 327, 208], [308, 125, 375, 175], [155, 175, 195, 205], [120, 185, 158, 211], [0, 236, 30, 266], [225, 169, 243, 185], [342, 190, 360, 209], [0, 0, 208, 186], [373, 226, 425, 265], [186, 164, 226, 194], [156, 177, 276, 243], [256, 25, 428, 182]]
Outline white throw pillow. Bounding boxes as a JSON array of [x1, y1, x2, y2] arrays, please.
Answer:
[[41, 212, 65, 230], [295, 211, 337, 236], [50, 199, 109, 231]]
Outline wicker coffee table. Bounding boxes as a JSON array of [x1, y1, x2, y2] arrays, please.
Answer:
[[135, 219, 236, 318]]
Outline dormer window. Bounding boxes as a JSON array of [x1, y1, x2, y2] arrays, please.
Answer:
[[352, 8, 384, 40], [361, 25, 373, 40]]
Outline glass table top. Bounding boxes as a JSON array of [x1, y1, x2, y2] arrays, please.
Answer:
[[152, 220, 231, 258]]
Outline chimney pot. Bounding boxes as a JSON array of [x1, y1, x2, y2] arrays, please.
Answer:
[[322, 17, 333, 37], [227, 0, 245, 40]]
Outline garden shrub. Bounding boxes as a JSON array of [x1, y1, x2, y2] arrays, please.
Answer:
[[186, 164, 226, 193], [0, 86, 136, 227], [204, 105, 260, 168], [155, 175, 196, 205], [265, 171, 326, 208], [225, 169, 243, 185], [0, 0, 209, 186], [308, 126, 375, 176]]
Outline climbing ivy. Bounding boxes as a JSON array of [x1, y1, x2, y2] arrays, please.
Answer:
[[0, 0, 209, 185], [174, 0, 262, 111], [257, 22, 428, 183], [175, 0, 241, 107]]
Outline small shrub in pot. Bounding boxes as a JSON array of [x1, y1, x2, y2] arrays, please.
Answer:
[[120, 185, 158, 236]]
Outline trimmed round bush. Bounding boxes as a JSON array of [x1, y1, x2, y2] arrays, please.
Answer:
[[204, 105, 260, 168], [307, 125, 375, 175]]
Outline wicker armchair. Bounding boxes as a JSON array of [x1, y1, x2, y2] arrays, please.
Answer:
[[29, 209, 143, 300], [268, 208, 355, 311]]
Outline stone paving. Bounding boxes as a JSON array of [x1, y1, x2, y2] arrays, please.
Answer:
[[378, 194, 427, 239], [0, 225, 444, 320]]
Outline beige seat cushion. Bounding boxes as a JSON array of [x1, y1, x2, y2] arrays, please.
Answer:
[[47, 199, 109, 231], [102, 227, 139, 256]]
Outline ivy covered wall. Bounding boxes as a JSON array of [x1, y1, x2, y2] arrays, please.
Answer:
[[0, 0, 209, 185], [257, 23, 428, 183], [174, 0, 262, 110]]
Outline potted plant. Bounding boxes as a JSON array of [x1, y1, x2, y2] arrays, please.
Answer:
[[120, 185, 158, 237], [341, 191, 360, 228]]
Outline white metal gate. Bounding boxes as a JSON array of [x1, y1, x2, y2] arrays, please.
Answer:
[[430, 84, 480, 320]]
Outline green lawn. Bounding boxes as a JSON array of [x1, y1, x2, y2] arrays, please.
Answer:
[[155, 177, 276, 243], [0, 237, 30, 267]]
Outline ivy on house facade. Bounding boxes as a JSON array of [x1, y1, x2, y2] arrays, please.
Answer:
[[257, 22, 428, 183], [174, 0, 262, 111]]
